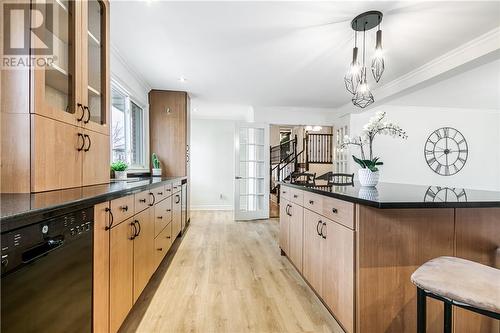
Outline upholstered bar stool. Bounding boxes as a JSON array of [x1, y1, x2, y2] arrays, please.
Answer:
[[411, 256, 500, 333]]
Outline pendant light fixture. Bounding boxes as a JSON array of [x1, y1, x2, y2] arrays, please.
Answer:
[[371, 18, 385, 82], [343, 29, 361, 94], [352, 24, 374, 108], [345, 11, 384, 108]]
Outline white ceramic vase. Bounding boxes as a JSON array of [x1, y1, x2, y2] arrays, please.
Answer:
[[114, 170, 127, 180], [358, 169, 380, 187], [152, 168, 162, 177]]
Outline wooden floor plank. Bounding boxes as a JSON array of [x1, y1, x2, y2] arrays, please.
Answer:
[[119, 211, 343, 333]]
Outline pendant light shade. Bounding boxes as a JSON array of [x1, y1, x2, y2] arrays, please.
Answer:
[[344, 46, 361, 94], [371, 28, 385, 82], [352, 68, 374, 108]]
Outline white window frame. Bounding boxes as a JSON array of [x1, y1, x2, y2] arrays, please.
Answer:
[[110, 79, 149, 173]]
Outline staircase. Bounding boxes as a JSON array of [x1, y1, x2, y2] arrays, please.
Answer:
[[269, 133, 333, 204]]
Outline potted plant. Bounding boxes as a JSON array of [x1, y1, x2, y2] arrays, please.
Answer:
[[152, 153, 162, 176], [111, 161, 128, 180], [341, 111, 407, 187]]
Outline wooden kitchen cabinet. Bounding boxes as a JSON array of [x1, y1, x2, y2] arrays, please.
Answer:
[[82, 129, 110, 186], [154, 222, 173, 268], [93, 202, 111, 333], [303, 209, 323, 295], [109, 217, 135, 333], [133, 208, 156, 303], [154, 196, 172, 237], [321, 219, 354, 333], [1, 0, 110, 192], [148, 90, 190, 177], [31, 115, 82, 192], [279, 198, 290, 254], [288, 202, 304, 272]]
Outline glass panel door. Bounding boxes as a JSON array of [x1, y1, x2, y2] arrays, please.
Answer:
[[33, 0, 77, 124], [234, 123, 270, 220], [83, 0, 108, 133]]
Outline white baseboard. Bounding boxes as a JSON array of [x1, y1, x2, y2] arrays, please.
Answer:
[[191, 205, 233, 211]]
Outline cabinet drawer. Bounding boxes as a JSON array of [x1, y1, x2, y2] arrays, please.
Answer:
[[154, 196, 172, 237], [304, 192, 354, 230], [154, 222, 172, 267], [135, 190, 151, 214], [164, 183, 173, 196], [151, 185, 167, 203], [280, 185, 291, 201], [110, 195, 134, 225], [321, 196, 354, 230], [289, 188, 304, 205], [172, 181, 182, 193]]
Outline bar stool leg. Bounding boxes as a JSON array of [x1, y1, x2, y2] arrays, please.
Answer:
[[417, 287, 427, 333], [443, 301, 452, 333]]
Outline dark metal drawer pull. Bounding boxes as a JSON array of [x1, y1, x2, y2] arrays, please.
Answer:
[[331, 208, 338, 214], [139, 198, 146, 203], [309, 200, 314, 204], [105, 207, 114, 230], [321, 222, 327, 239], [120, 205, 128, 212], [316, 220, 322, 236], [293, 194, 298, 198], [157, 216, 163, 219]]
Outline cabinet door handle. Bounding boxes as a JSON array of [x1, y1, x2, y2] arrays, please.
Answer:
[[157, 216, 163, 219], [293, 194, 298, 198], [316, 220, 322, 236], [157, 248, 163, 251], [105, 207, 114, 230], [166, 236, 171, 239], [331, 208, 338, 214], [309, 200, 314, 205], [166, 209, 172, 212], [130, 222, 137, 240], [157, 191, 163, 195], [83, 134, 91, 152], [77, 103, 85, 121], [135, 220, 141, 236], [321, 222, 327, 239], [175, 195, 180, 204], [83, 106, 91, 124], [77, 133, 85, 151], [139, 198, 146, 203], [120, 205, 128, 212], [288, 205, 292, 217], [149, 192, 156, 206]]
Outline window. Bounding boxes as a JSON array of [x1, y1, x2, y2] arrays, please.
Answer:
[[111, 84, 146, 169]]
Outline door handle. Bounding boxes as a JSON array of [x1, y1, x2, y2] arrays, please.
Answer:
[[77, 103, 85, 121], [21, 236, 65, 263], [316, 220, 322, 236], [235, 176, 243, 179], [83, 134, 91, 152], [77, 133, 85, 151], [130, 222, 137, 240], [135, 220, 141, 236], [83, 106, 90, 124], [105, 207, 114, 230], [149, 192, 156, 206], [321, 222, 326, 239]]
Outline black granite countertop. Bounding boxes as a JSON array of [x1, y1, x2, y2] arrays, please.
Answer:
[[1, 177, 186, 232], [280, 182, 500, 209]]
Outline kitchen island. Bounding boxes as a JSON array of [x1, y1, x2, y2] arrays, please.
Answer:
[[278, 182, 500, 333]]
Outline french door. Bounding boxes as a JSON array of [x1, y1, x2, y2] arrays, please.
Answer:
[[234, 123, 270, 220]]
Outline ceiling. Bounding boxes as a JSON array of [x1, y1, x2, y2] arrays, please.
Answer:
[[110, 1, 500, 108]]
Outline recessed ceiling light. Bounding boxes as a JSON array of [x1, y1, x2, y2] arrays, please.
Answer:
[[178, 77, 187, 83]]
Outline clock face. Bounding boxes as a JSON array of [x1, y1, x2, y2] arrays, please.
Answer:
[[424, 127, 468, 176], [424, 186, 468, 203]]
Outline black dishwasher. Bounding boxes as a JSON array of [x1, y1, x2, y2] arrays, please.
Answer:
[[1, 207, 94, 333]]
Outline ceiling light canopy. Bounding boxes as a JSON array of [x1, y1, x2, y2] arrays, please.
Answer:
[[344, 11, 385, 109]]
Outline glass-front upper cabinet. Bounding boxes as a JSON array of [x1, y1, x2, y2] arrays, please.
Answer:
[[32, 0, 78, 125], [81, 0, 109, 135]]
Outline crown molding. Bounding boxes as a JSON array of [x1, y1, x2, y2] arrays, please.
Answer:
[[335, 27, 500, 115], [110, 43, 152, 93]]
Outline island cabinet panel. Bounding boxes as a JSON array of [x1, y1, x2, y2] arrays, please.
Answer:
[[321, 219, 354, 333], [454, 208, 500, 333], [93, 202, 110, 333], [154, 196, 172, 237], [133, 208, 156, 303], [279, 198, 290, 254], [303, 209, 324, 295], [154, 222, 173, 269], [109, 217, 135, 333], [288, 202, 304, 272], [355, 206, 455, 333]]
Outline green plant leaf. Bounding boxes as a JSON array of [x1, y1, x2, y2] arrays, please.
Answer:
[[111, 160, 128, 172]]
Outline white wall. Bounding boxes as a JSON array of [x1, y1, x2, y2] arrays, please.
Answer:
[[254, 106, 337, 125], [190, 119, 235, 210], [348, 105, 500, 191]]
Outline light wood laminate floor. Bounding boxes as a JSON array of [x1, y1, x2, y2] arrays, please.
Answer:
[[120, 211, 343, 333]]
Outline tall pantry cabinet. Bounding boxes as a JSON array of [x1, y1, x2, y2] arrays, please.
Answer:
[[1, 0, 110, 193]]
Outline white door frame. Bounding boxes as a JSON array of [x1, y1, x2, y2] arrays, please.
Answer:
[[234, 122, 270, 220]]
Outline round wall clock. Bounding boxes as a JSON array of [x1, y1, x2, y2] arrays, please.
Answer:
[[424, 127, 468, 176], [424, 186, 468, 203]]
